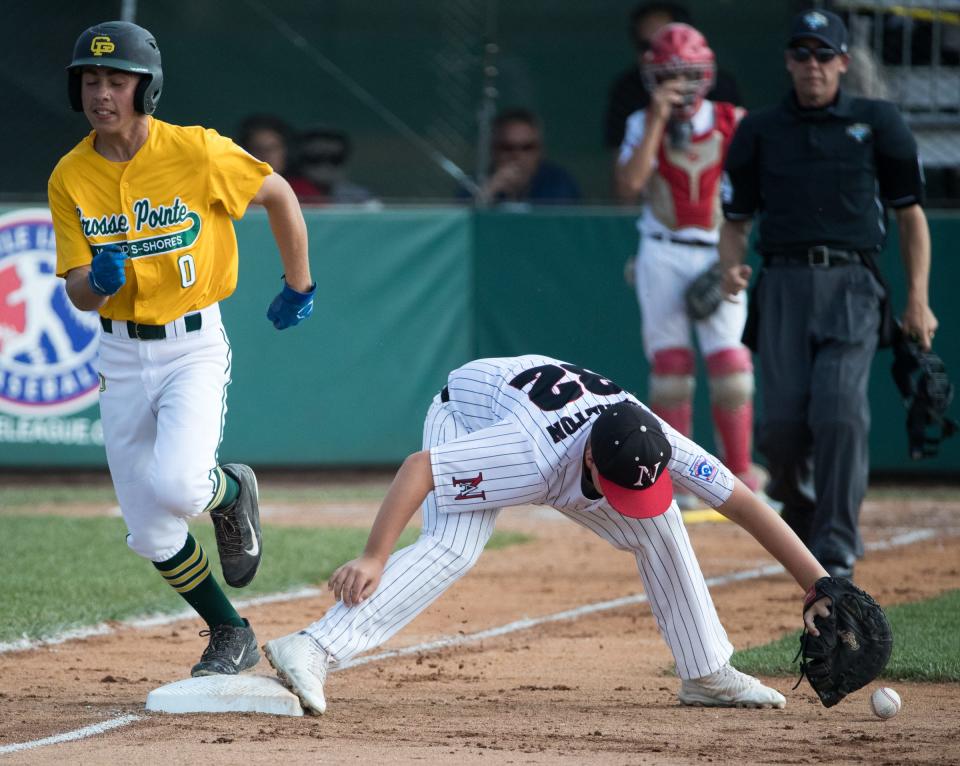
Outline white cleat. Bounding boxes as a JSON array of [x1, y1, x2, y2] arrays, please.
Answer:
[[263, 631, 329, 715], [678, 663, 786, 709]]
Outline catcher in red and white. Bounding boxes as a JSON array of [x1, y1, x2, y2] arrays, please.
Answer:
[[616, 22, 761, 505]]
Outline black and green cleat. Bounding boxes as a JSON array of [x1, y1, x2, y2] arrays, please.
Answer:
[[210, 463, 262, 588]]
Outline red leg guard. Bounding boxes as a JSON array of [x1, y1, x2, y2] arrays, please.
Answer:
[[655, 401, 694, 437], [654, 348, 696, 376], [711, 401, 754, 478], [651, 348, 695, 437], [704, 347, 753, 377], [706, 348, 754, 478]]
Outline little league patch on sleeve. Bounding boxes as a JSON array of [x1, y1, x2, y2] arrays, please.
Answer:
[[688, 456, 719, 484]]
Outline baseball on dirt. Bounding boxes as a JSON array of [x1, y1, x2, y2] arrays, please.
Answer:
[[870, 687, 901, 719]]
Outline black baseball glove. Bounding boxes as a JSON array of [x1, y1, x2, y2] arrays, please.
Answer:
[[891, 326, 957, 459], [684, 264, 724, 321], [795, 577, 893, 708]]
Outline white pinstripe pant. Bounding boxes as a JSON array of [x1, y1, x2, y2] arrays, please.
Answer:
[[303, 396, 733, 680]]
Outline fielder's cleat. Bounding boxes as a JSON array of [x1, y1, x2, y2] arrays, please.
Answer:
[[191, 619, 260, 677], [678, 663, 786, 709], [211, 463, 262, 587], [264, 631, 328, 715]]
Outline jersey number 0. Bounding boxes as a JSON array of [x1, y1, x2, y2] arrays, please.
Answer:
[[177, 254, 196, 288]]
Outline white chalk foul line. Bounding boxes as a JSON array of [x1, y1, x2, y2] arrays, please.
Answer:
[[336, 528, 936, 671], [0, 587, 323, 655], [0, 527, 938, 755], [0, 714, 141, 755]]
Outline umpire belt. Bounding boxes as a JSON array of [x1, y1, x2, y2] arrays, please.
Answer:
[[764, 246, 864, 268]]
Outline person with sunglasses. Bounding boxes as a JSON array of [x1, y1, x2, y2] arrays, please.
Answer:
[[468, 108, 580, 206], [719, 9, 938, 581]]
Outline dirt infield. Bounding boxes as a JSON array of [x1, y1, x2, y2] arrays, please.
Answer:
[[2, 485, 958, 765]]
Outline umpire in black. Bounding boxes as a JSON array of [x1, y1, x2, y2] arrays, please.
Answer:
[[718, 9, 938, 578]]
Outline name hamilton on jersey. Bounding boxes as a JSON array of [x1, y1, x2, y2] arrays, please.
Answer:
[[77, 197, 201, 259], [545, 402, 615, 444]]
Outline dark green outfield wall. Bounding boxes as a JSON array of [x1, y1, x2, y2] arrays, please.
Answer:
[[2, 206, 956, 474], [3, 1, 795, 201]]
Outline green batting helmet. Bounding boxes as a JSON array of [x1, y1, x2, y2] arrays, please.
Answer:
[[68, 21, 163, 115]]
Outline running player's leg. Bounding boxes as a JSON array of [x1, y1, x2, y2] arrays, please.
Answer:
[[98, 335, 179, 558], [302, 396, 500, 663], [151, 327, 258, 673], [144, 323, 261, 589], [150, 327, 234, 519], [101, 328, 253, 674]]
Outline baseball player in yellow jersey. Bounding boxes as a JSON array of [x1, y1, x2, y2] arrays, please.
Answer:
[[48, 21, 316, 677]]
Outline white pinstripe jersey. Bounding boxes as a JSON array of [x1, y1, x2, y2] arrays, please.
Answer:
[[429, 355, 734, 515]]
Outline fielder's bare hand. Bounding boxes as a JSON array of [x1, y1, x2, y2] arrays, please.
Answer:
[[722, 263, 752, 300], [803, 596, 832, 637], [329, 555, 385, 607]]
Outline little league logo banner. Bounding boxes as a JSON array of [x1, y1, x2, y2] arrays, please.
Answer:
[[0, 209, 103, 446]]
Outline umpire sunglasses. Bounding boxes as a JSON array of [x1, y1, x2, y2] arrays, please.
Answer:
[[789, 45, 839, 63]]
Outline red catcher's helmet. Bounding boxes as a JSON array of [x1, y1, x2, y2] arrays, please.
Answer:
[[642, 23, 716, 120]]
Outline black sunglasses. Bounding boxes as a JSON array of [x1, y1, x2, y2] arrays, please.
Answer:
[[497, 141, 539, 153], [789, 45, 838, 63]]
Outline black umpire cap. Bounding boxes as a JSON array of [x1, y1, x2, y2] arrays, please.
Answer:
[[788, 9, 848, 54]]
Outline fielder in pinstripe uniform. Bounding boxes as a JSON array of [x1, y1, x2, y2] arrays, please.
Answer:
[[264, 355, 833, 714]]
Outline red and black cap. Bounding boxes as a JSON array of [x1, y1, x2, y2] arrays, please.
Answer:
[[589, 401, 674, 519]]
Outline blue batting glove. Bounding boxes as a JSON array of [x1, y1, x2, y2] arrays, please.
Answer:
[[266, 278, 317, 330], [88, 244, 127, 296]]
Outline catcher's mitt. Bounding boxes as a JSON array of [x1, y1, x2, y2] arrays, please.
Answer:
[[684, 264, 723, 321], [795, 577, 893, 708]]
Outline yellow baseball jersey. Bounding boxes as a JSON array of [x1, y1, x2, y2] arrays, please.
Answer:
[[49, 116, 271, 324]]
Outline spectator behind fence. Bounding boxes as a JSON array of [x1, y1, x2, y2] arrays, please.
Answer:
[[287, 128, 376, 205], [237, 113, 293, 176], [604, 3, 742, 158], [460, 108, 580, 206], [719, 9, 938, 580]]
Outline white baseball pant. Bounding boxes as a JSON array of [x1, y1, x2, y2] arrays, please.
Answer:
[[303, 396, 734, 680]]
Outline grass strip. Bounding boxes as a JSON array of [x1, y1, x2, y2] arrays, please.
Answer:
[[0, 482, 393, 508], [731, 589, 960, 682], [0, 515, 528, 644]]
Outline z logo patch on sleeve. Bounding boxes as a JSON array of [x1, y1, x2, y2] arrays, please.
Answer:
[[688, 456, 718, 484], [453, 472, 486, 501]]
